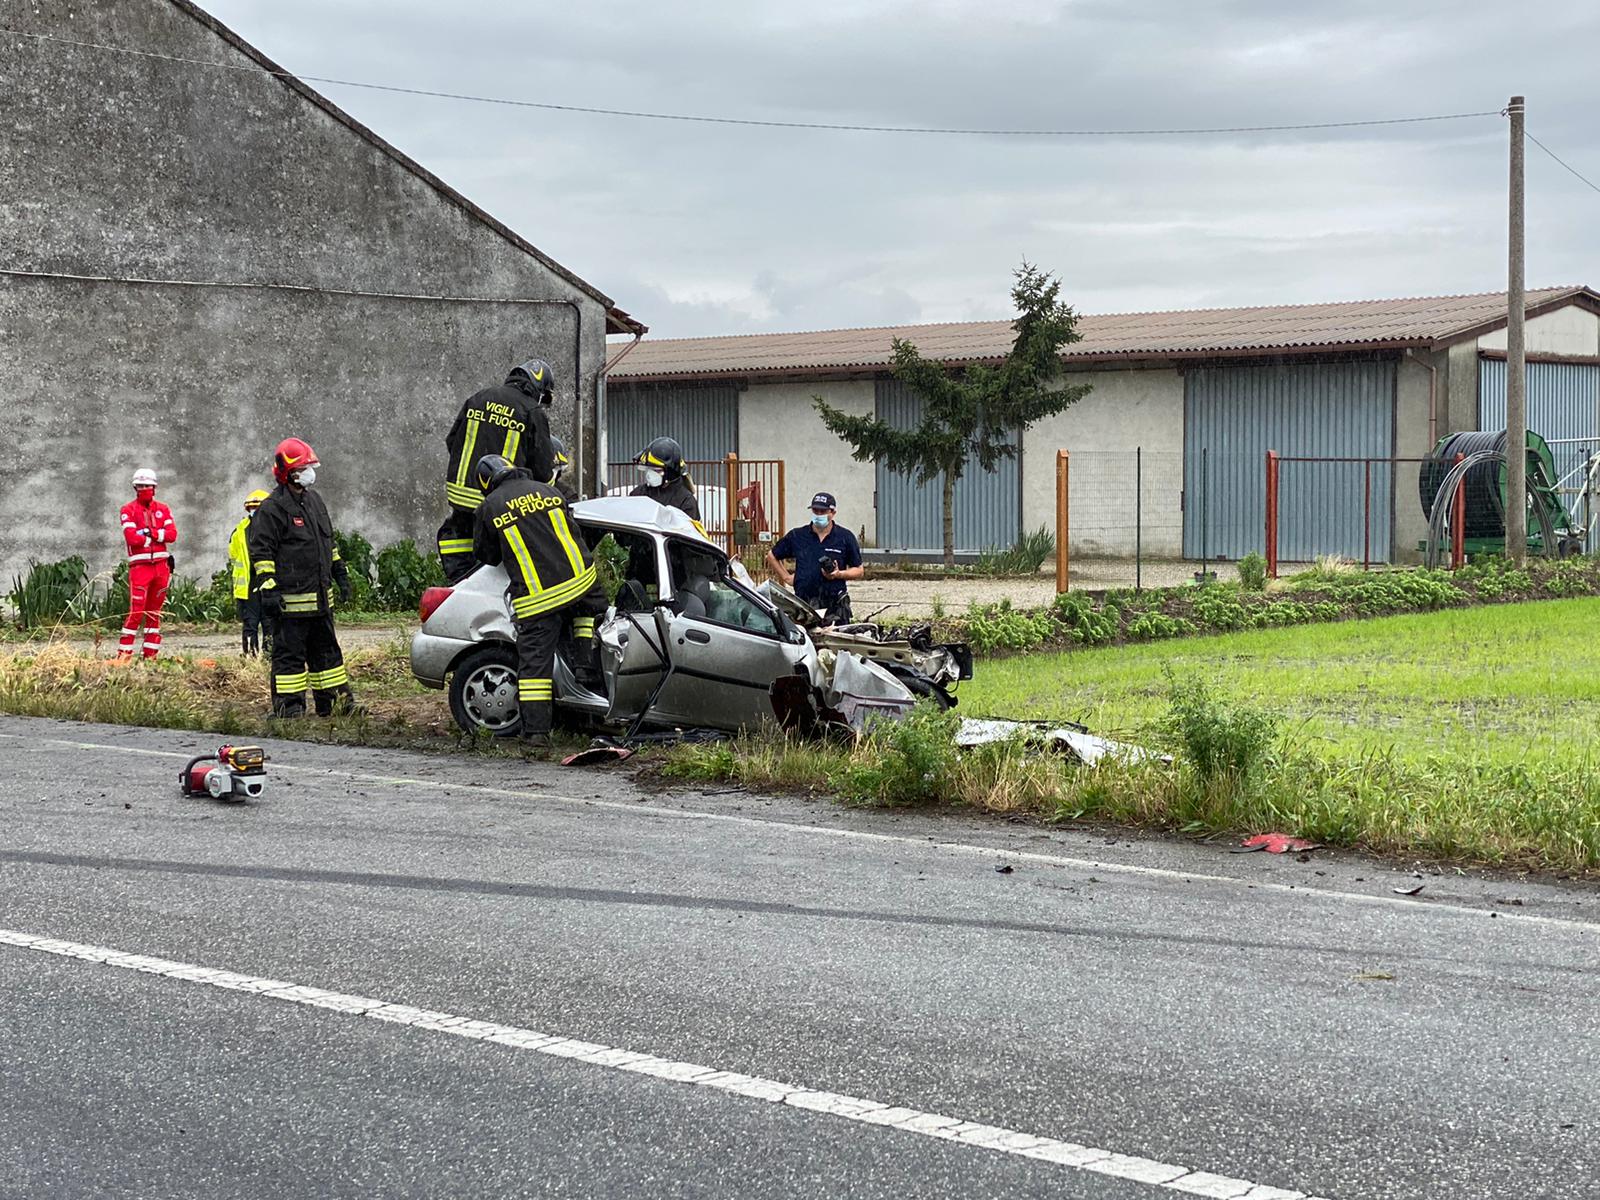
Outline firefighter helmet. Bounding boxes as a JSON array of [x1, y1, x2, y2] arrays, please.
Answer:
[[244, 488, 270, 511], [507, 358, 555, 405], [635, 436, 685, 483], [475, 454, 517, 494], [131, 468, 159, 490], [549, 436, 570, 481], [272, 437, 320, 485]]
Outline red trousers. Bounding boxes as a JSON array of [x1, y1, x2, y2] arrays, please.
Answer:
[[119, 560, 171, 658]]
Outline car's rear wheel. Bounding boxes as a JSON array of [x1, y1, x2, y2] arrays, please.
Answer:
[[449, 644, 522, 737]]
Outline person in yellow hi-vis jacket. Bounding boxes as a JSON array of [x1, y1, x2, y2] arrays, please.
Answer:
[[229, 489, 271, 656]]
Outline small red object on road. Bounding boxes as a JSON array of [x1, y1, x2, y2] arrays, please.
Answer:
[[1236, 833, 1321, 855]]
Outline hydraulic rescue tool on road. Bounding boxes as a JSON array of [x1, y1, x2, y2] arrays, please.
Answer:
[[178, 745, 268, 802]]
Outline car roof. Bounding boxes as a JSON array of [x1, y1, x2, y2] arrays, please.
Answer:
[[571, 495, 722, 550]]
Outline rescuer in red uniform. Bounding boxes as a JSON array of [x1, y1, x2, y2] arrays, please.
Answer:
[[117, 467, 178, 660]]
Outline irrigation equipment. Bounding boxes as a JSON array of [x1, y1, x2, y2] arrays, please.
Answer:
[[1419, 430, 1591, 568]]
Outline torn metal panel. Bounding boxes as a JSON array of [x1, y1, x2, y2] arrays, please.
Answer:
[[953, 718, 1166, 766]]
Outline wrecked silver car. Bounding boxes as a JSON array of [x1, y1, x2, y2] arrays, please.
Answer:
[[410, 497, 973, 739]]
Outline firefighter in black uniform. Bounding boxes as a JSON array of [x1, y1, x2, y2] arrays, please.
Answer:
[[250, 437, 357, 718], [630, 436, 704, 533], [472, 454, 604, 751], [437, 358, 557, 584]]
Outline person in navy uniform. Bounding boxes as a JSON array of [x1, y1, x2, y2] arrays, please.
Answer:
[[765, 491, 864, 624]]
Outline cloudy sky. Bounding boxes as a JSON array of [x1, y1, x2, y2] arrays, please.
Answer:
[[203, 0, 1599, 339]]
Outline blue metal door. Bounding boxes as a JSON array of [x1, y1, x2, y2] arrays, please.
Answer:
[[1183, 361, 1396, 561], [874, 380, 1021, 553], [606, 383, 738, 469]]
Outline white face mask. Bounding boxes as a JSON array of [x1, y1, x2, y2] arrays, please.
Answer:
[[642, 468, 664, 488], [293, 465, 317, 487]]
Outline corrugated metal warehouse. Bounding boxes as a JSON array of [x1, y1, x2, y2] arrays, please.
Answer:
[[604, 288, 1600, 562]]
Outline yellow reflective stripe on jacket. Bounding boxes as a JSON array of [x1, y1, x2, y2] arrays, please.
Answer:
[[229, 517, 252, 600], [438, 538, 475, 555], [503, 426, 522, 465], [282, 592, 319, 613], [549, 508, 586, 578], [511, 563, 597, 618], [307, 666, 349, 689], [255, 560, 276, 575], [505, 526, 544, 595], [274, 672, 309, 692], [445, 483, 483, 509], [455, 416, 481, 491]]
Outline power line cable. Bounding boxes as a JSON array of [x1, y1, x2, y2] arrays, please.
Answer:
[[4, 27, 1504, 138], [1525, 130, 1600, 196]]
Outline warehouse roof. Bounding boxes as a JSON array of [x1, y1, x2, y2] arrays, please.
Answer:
[[606, 286, 1600, 381]]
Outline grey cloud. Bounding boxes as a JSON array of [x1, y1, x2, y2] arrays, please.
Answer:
[[194, 1, 1599, 335]]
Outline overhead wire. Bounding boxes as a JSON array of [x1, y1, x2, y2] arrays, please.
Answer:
[[3, 27, 1504, 138], [1525, 130, 1600, 196]]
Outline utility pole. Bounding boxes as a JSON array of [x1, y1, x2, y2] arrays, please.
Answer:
[[1506, 94, 1527, 565]]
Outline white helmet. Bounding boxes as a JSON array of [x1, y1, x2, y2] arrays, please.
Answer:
[[132, 468, 158, 489]]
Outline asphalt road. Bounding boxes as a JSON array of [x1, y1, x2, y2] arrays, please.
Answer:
[[0, 716, 1595, 1199]]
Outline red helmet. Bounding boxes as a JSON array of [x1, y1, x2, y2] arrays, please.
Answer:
[[272, 437, 320, 485]]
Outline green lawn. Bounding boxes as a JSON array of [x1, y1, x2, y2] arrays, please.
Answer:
[[962, 598, 1600, 767]]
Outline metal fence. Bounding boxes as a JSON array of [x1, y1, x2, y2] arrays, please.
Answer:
[[1054, 449, 1196, 591], [1054, 447, 1457, 592], [603, 456, 786, 579], [1266, 454, 1430, 571]]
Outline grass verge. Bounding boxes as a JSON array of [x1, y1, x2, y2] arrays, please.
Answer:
[[666, 603, 1600, 874], [4, 603, 1598, 874], [0, 637, 583, 761]]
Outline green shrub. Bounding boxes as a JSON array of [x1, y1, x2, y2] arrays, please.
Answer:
[[374, 539, 444, 612], [1237, 551, 1267, 592], [7, 557, 91, 629], [1125, 611, 1195, 641], [1162, 672, 1279, 784], [966, 599, 1055, 653], [164, 573, 231, 623], [334, 530, 378, 610], [1191, 586, 1252, 631], [592, 533, 631, 605], [974, 527, 1055, 576], [1051, 591, 1119, 644], [835, 704, 959, 805]]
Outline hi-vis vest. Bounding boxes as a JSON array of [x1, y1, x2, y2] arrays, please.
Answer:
[[471, 473, 595, 619], [229, 515, 254, 600]]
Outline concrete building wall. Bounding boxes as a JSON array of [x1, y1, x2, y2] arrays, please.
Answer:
[[1477, 305, 1600, 356], [738, 380, 878, 544], [1021, 367, 1186, 557], [1, 0, 613, 588], [1441, 342, 1481, 434], [1392, 351, 1445, 562]]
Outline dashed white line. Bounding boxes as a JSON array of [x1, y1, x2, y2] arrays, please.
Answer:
[[5, 730, 1596, 936], [0, 926, 1332, 1200]]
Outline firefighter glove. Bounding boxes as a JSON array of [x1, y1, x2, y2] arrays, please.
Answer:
[[260, 590, 282, 620]]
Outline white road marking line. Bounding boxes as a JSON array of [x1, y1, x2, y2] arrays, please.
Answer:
[[5, 730, 1595, 936], [0, 927, 1332, 1199]]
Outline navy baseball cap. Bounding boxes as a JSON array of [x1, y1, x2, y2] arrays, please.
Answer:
[[810, 492, 837, 511]]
